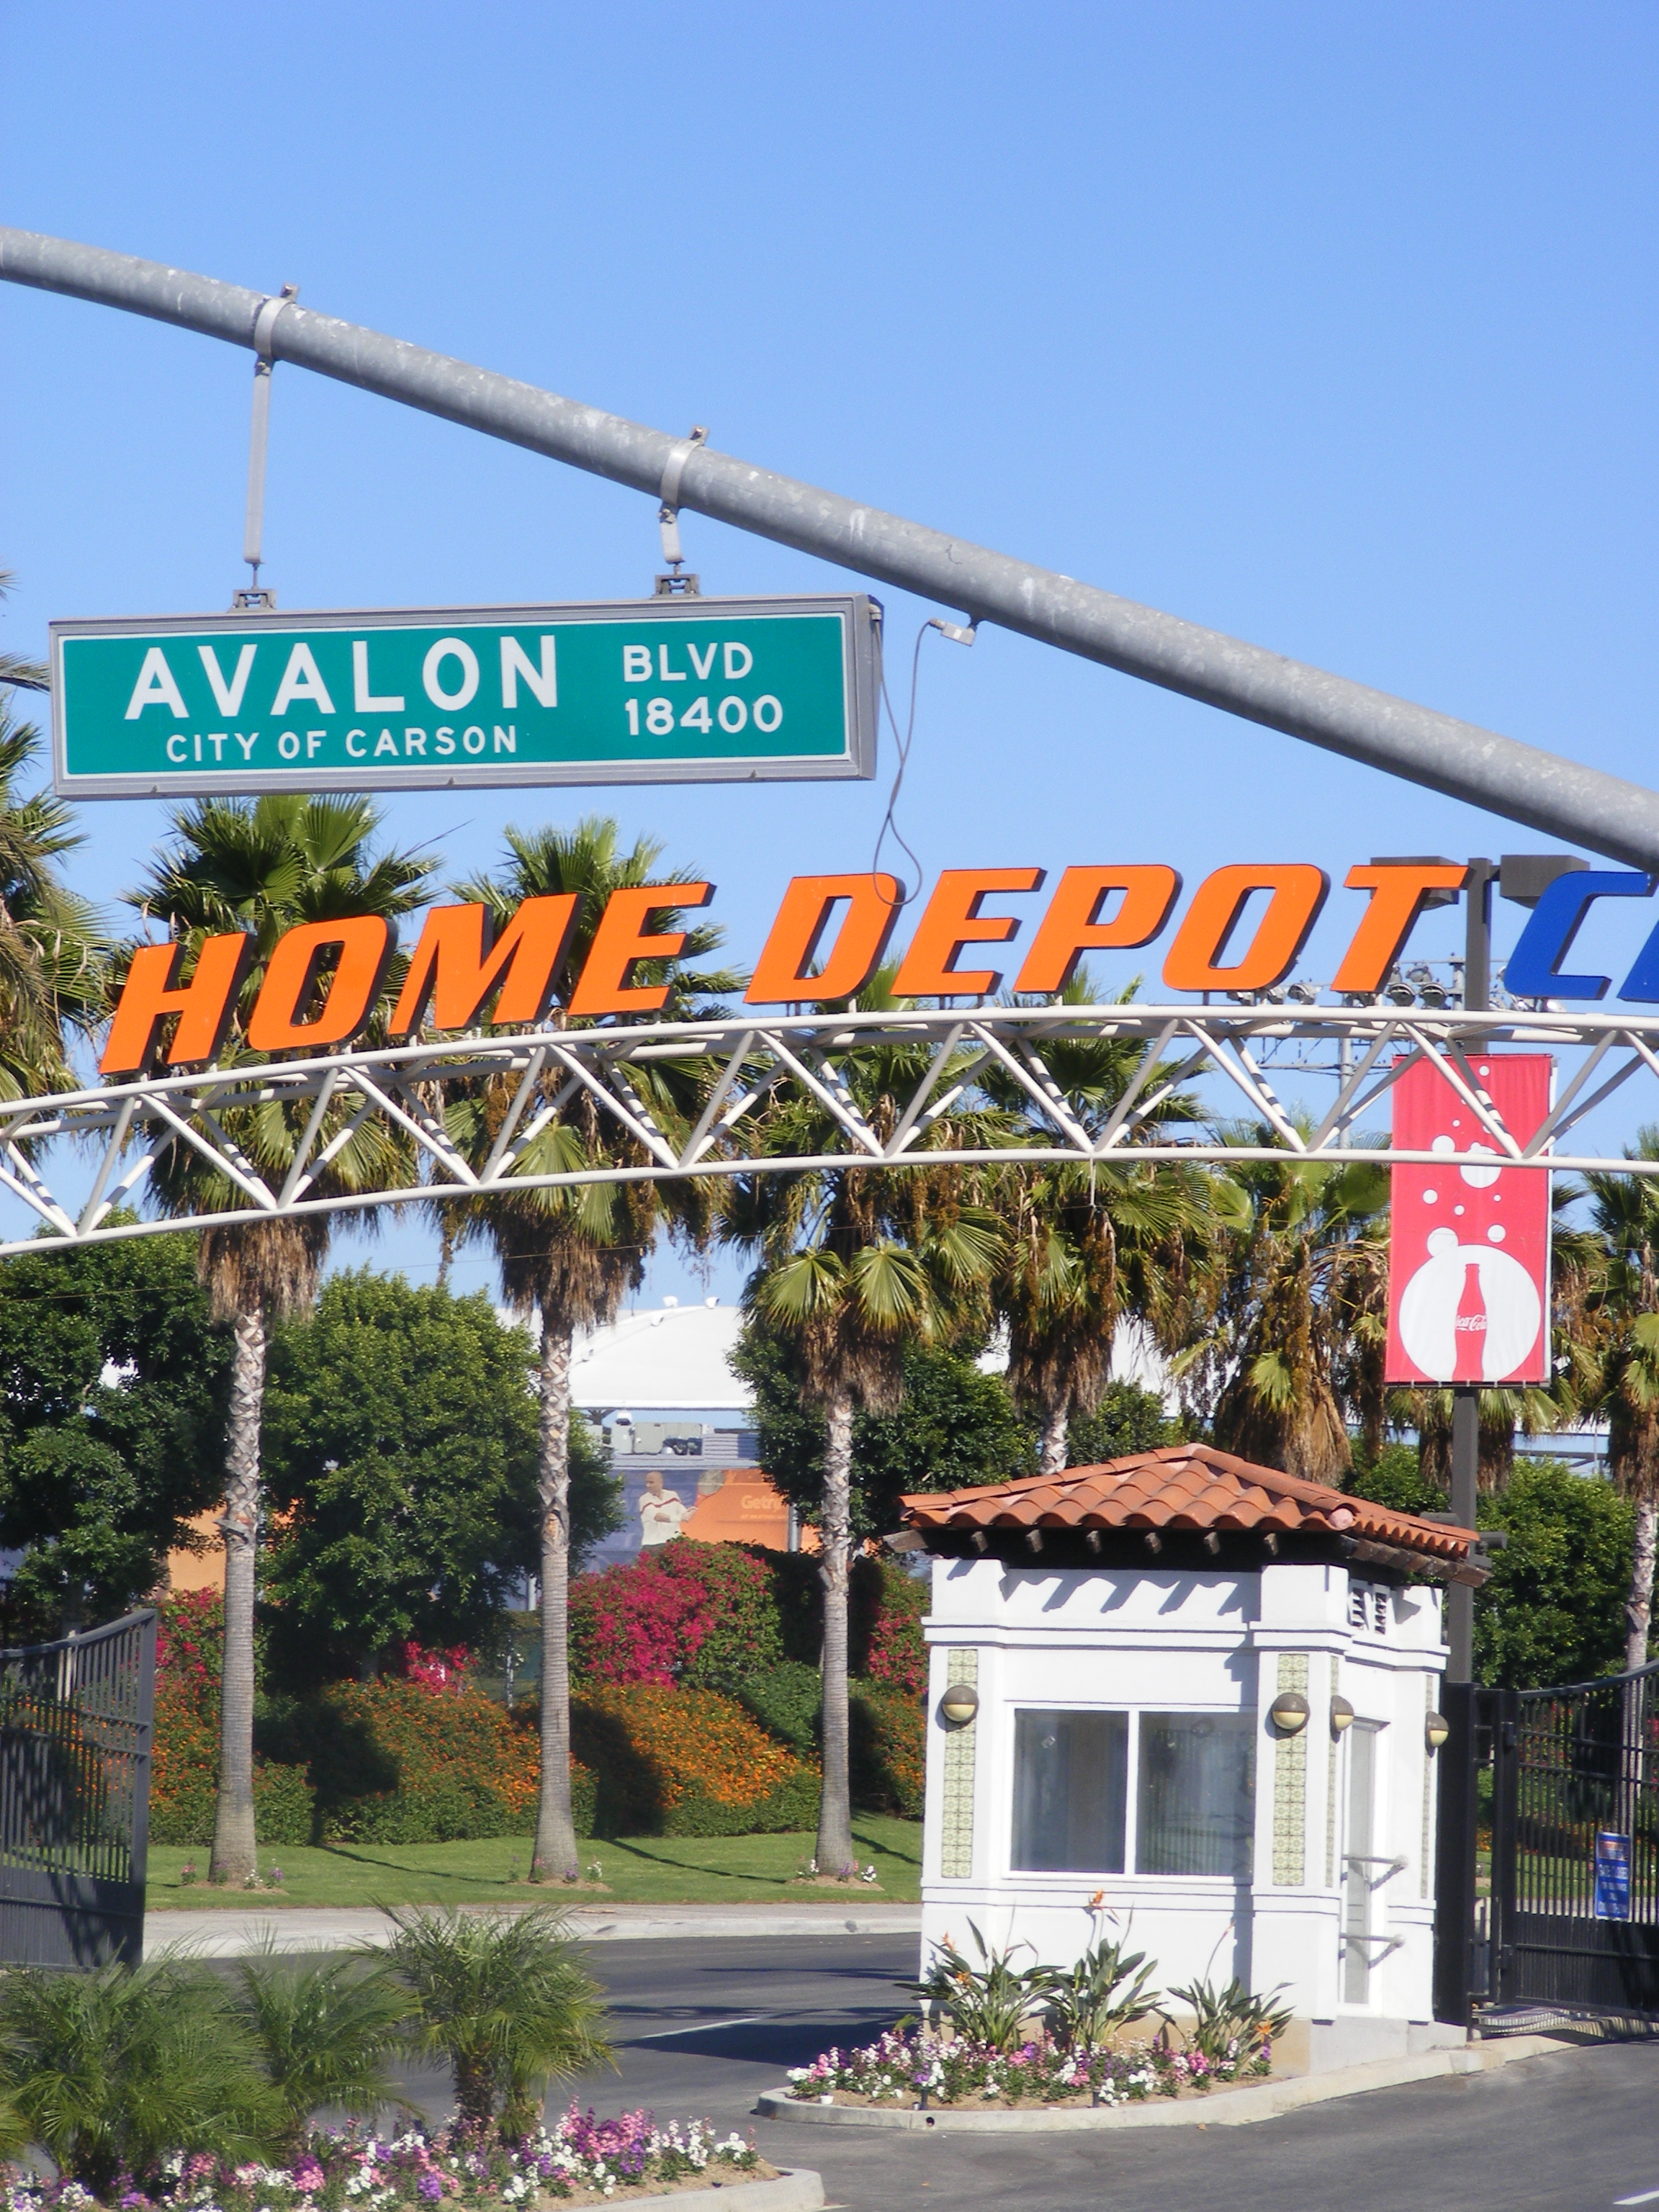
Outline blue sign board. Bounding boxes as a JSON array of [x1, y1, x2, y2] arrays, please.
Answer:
[[1593, 1830, 1632, 1920]]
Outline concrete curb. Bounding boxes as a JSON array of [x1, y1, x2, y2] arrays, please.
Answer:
[[624, 2173, 821, 2211], [145, 1902, 920, 1959], [752, 2034, 1568, 2132]]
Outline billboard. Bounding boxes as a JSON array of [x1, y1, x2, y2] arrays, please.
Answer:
[[1385, 1053, 1552, 1387]]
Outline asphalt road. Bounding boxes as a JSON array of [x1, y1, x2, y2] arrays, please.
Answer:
[[301, 1930, 1659, 2212]]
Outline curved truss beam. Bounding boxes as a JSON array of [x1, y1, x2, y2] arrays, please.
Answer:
[[5, 226, 1659, 868], [0, 1004, 1655, 1257]]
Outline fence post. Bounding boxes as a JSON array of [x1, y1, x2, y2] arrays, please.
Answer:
[[1433, 1679, 1479, 2027]]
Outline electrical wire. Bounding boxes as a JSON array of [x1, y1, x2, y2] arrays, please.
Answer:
[[871, 619, 932, 909]]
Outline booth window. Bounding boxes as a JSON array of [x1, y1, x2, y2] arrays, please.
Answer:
[[1012, 1709, 1128, 1873], [1137, 1712, 1256, 1878]]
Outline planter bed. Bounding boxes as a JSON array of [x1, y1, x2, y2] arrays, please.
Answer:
[[2, 2117, 793, 2212]]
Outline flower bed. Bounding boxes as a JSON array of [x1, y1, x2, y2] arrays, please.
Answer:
[[786, 2026, 1274, 2109], [2, 2115, 770, 2212]]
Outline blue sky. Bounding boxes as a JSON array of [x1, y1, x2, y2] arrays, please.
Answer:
[[4, 1, 1658, 1307]]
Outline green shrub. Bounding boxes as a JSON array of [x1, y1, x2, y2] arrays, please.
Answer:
[[737, 1660, 924, 1817], [233, 1946, 407, 2152], [381, 1906, 611, 2136], [0, 1958, 280, 2190], [568, 1684, 818, 1838], [268, 1680, 541, 1843], [734, 1658, 821, 1754]]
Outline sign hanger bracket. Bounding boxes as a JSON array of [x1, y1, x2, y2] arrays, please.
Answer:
[[233, 283, 299, 613], [655, 426, 706, 596]]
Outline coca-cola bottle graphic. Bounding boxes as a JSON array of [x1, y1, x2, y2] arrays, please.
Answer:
[[1453, 1259, 1488, 1382]]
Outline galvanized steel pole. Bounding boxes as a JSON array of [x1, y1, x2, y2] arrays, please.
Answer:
[[6, 225, 1659, 868]]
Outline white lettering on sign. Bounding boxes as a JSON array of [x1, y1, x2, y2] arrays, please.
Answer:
[[344, 729, 367, 759], [353, 641, 405, 714], [423, 639, 480, 711], [374, 729, 399, 757], [500, 637, 557, 709], [271, 644, 336, 716], [658, 644, 686, 683], [199, 644, 257, 716], [125, 648, 189, 720], [278, 732, 302, 760], [404, 727, 428, 756], [235, 734, 258, 760], [724, 642, 753, 680], [623, 645, 653, 683], [166, 734, 188, 762], [688, 642, 717, 680]]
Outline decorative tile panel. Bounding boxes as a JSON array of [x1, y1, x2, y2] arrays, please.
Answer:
[[1325, 1656, 1341, 1889], [1272, 1652, 1308, 1887], [1433, 1672, 1442, 1902], [940, 1648, 979, 1879]]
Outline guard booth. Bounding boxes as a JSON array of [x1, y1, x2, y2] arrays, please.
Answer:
[[894, 1444, 1483, 2073]]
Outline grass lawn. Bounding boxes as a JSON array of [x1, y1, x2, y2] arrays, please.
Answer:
[[145, 1817, 922, 1913]]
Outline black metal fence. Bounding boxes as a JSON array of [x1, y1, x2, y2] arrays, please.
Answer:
[[1437, 1659, 1659, 2029], [0, 1611, 156, 1969]]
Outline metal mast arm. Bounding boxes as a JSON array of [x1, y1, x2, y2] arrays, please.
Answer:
[[5, 225, 1657, 868]]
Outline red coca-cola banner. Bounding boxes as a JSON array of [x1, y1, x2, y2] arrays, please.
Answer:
[[1384, 1053, 1552, 1386]]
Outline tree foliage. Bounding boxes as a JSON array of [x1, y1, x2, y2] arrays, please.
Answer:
[[260, 1269, 618, 1683], [0, 1226, 230, 1631], [732, 1324, 1033, 1537]]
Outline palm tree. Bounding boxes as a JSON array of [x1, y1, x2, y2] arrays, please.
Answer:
[[981, 975, 1208, 1473], [0, 613, 108, 1101], [1573, 1139, 1659, 1671], [0, 568, 49, 696], [721, 971, 1004, 1871], [1177, 1128, 1390, 1484], [129, 796, 436, 1882], [441, 817, 741, 1880]]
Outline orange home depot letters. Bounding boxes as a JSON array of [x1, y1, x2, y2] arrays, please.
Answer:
[[565, 882, 715, 1018], [97, 858, 1493, 1074], [893, 868, 1046, 997], [246, 915, 397, 1052], [1331, 863, 1469, 994], [101, 933, 255, 1076], [1161, 863, 1330, 993], [745, 873, 902, 1005], [388, 896, 582, 1037], [1015, 866, 1183, 994]]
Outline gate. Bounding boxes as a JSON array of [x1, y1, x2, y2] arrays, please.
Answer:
[[1437, 1658, 1659, 2029], [0, 1612, 156, 1969]]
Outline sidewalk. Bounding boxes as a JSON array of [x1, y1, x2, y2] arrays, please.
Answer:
[[144, 1899, 923, 1958]]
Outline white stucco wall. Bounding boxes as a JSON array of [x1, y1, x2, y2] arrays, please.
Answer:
[[920, 1555, 1455, 2070]]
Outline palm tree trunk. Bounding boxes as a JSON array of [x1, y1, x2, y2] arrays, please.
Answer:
[[1626, 1491, 1658, 1673], [531, 1310, 578, 1879], [816, 1390, 856, 1874], [1038, 1402, 1069, 1476], [210, 1302, 264, 1885]]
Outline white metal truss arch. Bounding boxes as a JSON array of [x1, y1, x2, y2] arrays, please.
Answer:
[[5, 1002, 1659, 1258]]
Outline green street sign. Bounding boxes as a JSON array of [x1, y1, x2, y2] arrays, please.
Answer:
[[50, 595, 879, 797]]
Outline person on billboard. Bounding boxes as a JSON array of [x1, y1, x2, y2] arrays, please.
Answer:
[[638, 1467, 690, 1547]]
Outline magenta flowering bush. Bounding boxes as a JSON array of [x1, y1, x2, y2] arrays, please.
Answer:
[[0, 2112, 763, 2212], [785, 2025, 1274, 2108]]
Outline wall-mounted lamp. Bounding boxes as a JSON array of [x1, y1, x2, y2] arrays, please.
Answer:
[[939, 1682, 980, 1729], [1269, 1690, 1310, 1736], [1425, 1711, 1451, 1753], [1330, 1696, 1354, 1737]]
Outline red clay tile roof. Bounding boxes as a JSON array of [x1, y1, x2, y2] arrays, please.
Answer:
[[899, 1442, 1478, 1567]]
